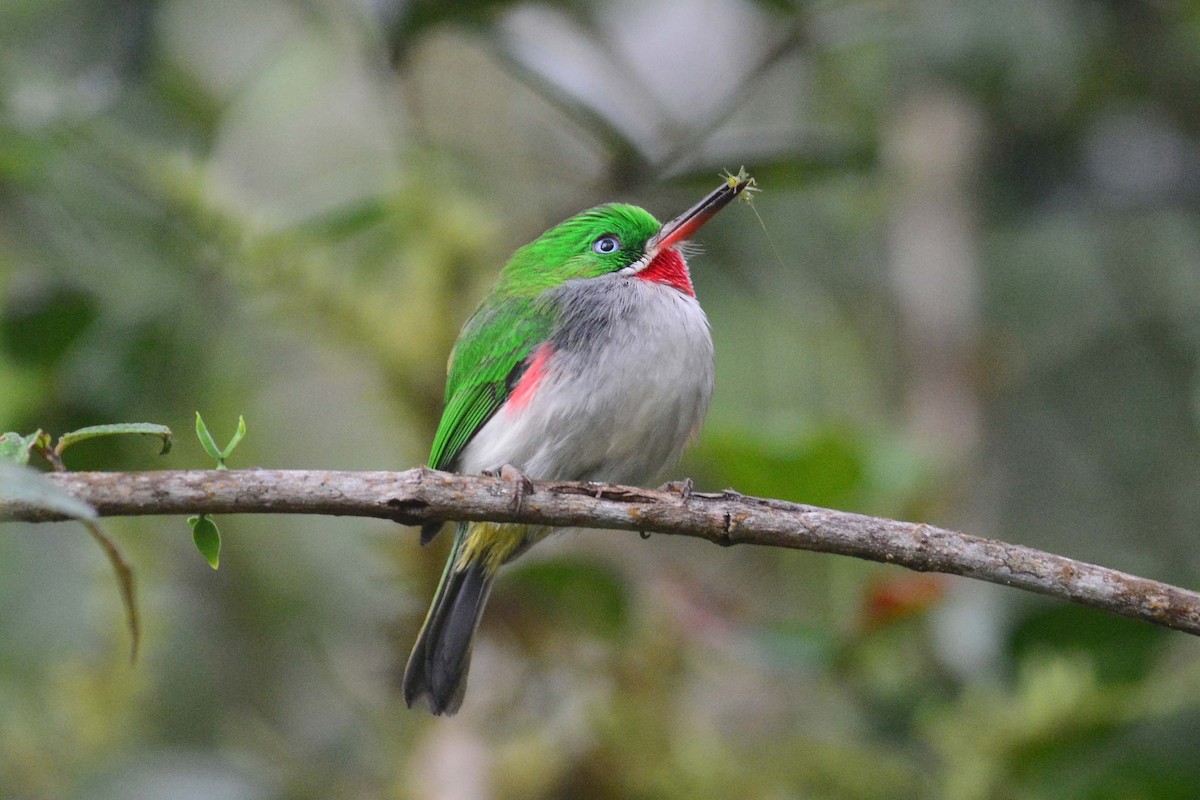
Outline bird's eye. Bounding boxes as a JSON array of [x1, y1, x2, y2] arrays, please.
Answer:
[[592, 235, 620, 254]]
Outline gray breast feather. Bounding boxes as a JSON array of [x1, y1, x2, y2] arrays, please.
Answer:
[[459, 275, 714, 486]]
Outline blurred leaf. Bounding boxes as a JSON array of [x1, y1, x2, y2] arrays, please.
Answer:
[[504, 559, 629, 640], [0, 430, 47, 465], [0, 462, 96, 519], [188, 514, 221, 569], [388, 0, 536, 61], [1056, 722, 1200, 800], [0, 285, 97, 367], [291, 196, 389, 239], [755, 620, 837, 668], [694, 427, 866, 508], [57, 423, 173, 457], [0, 125, 57, 185], [1009, 604, 1167, 685], [859, 573, 948, 631], [748, 0, 798, 13]]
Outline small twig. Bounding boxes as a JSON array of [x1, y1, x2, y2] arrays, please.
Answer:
[[3, 469, 1198, 636], [80, 520, 140, 663], [487, 38, 651, 178], [651, 25, 807, 180]]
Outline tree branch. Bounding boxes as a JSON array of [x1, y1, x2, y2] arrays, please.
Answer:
[[4, 468, 1199, 636]]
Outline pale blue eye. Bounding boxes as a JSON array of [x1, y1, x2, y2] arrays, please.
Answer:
[[593, 235, 620, 254]]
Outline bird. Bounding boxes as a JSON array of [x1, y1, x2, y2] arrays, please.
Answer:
[[403, 175, 752, 715]]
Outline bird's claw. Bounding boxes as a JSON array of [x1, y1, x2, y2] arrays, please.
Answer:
[[486, 464, 534, 514]]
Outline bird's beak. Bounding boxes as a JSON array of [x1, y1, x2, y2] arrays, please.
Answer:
[[646, 175, 753, 254]]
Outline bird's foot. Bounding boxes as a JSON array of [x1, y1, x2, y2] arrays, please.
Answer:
[[657, 478, 694, 501], [485, 464, 535, 515]]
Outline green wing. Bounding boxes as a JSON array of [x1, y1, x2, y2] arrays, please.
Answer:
[[427, 298, 553, 472]]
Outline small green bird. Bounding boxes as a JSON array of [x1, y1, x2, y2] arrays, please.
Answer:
[[404, 176, 752, 714]]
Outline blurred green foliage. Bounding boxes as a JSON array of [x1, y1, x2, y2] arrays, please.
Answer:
[[2, 0, 1200, 797]]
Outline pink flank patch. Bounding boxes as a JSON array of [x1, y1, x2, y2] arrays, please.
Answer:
[[507, 344, 552, 411], [636, 248, 694, 297]]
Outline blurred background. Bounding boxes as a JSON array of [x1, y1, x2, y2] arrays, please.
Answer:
[[3, 0, 1200, 797]]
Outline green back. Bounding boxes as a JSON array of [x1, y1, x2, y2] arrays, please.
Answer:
[[427, 203, 661, 471]]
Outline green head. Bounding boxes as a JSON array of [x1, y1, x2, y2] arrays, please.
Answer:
[[493, 177, 753, 298], [497, 203, 660, 296]]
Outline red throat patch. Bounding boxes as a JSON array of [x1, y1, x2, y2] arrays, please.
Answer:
[[635, 248, 695, 297]]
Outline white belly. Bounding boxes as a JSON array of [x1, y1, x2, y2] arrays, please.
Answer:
[[459, 277, 714, 486]]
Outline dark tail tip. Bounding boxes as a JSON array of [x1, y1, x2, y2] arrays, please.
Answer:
[[403, 560, 493, 716], [419, 521, 443, 546]]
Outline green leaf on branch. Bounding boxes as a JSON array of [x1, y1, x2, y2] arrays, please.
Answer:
[[0, 430, 49, 466], [191, 414, 243, 568], [56, 423, 174, 457], [224, 415, 247, 459], [195, 412, 246, 468], [195, 413, 222, 463], [189, 514, 221, 569]]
